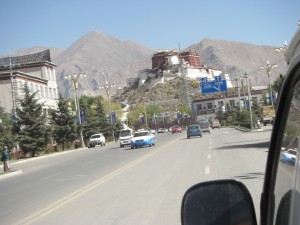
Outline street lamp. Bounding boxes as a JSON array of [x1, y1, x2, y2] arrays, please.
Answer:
[[153, 113, 158, 131], [65, 73, 86, 147], [139, 113, 144, 124], [241, 73, 253, 130], [275, 41, 288, 60], [234, 76, 242, 111], [143, 102, 149, 129], [259, 60, 278, 109], [9, 58, 17, 121], [99, 80, 116, 141]]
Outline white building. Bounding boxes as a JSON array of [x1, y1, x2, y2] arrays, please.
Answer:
[[192, 89, 266, 120], [0, 49, 58, 117]]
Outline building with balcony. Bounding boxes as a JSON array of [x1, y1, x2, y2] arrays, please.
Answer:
[[0, 49, 58, 116]]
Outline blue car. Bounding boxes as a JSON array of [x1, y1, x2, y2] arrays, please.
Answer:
[[280, 149, 297, 165], [130, 130, 155, 149], [187, 124, 203, 139]]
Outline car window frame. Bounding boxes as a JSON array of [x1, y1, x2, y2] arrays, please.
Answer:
[[261, 48, 300, 225]]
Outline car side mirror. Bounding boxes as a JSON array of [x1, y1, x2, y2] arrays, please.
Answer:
[[181, 179, 257, 225]]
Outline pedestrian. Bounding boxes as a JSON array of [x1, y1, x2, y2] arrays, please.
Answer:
[[1, 146, 11, 172]]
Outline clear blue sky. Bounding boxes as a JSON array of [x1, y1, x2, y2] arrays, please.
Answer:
[[0, 0, 299, 56]]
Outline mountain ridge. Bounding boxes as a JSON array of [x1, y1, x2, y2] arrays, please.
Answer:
[[3, 31, 287, 99]]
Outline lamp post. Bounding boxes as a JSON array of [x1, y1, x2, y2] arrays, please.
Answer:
[[153, 113, 158, 131], [139, 113, 144, 124], [234, 76, 242, 111], [260, 60, 278, 109], [241, 73, 253, 130], [275, 41, 288, 60], [9, 58, 17, 121], [99, 80, 116, 141], [65, 73, 86, 147], [143, 102, 149, 129]]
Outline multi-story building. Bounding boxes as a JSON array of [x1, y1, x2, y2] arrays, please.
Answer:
[[0, 49, 58, 117], [179, 51, 201, 68], [151, 49, 201, 69], [192, 89, 266, 120]]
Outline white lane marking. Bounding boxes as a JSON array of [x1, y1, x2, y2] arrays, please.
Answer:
[[207, 154, 211, 159], [205, 166, 210, 175]]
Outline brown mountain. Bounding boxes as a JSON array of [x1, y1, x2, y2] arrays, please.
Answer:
[[52, 31, 154, 97], [5, 32, 287, 101], [186, 39, 287, 85]]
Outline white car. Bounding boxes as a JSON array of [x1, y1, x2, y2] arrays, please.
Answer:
[[88, 133, 106, 148], [130, 130, 155, 149]]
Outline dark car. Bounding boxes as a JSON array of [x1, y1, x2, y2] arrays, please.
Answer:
[[187, 124, 202, 139], [198, 119, 211, 133], [172, 125, 182, 134], [181, 27, 300, 225]]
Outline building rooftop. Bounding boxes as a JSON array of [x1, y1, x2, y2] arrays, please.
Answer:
[[0, 49, 51, 67]]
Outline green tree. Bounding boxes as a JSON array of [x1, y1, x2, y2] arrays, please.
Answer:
[[51, 94, 77, 151], [0, 106, 15, 149], [272, 74, 285, 93], [251, 98, 262, 121], [81, 97, 111, 141], [16, 84, 50, 157]]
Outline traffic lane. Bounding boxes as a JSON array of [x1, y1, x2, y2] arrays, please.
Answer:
[[15, 132, 211, 225], [0, 133, 183, 224], [208, 127, 271, 223]]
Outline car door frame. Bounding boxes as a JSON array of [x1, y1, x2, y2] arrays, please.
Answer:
[[261, 30, 300, 225]]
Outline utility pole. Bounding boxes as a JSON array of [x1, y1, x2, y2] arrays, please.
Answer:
[[242, 73, 253, 130], [9, 58, 17, 121], [65, 73, 86, 147], [260, 60, 277, 109], [100, 79, 116, 141], [234, 76, 242, 111]]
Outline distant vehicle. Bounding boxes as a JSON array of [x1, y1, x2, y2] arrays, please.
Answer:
[[150, 129, 156, 134], [172, 125, 182, 134], [262, 105, 275, 125], [157, 128, 168, 133], [119, 128, 134, 148], [88, 133, 106, 148], [198, 119, 211, 133], [187, 124, 202, 139], [212, 121, 221, 129], [280, 149, 297, 165], [130, 130, 155, 149]]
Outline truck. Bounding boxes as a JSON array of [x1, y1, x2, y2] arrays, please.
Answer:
[[119, 128, 134, 148], [262, 105, 275, 126]]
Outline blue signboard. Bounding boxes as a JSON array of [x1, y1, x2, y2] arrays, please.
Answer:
[[201, 76, 227, 94]]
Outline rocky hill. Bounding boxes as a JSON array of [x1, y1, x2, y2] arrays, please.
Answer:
[[5, 31, 288, 103], [187, 39, 287, 85]]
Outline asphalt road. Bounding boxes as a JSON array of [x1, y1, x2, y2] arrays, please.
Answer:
[[0, 126, 272, 225]]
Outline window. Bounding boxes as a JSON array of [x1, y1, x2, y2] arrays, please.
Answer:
[[49, 88, 52, 99], [197, 104, 202, 110], [40, 85, 44, 98], [44, 87, 48, 98], [207, 103, 213, 109], [218, 101, 223, 108], [229, 100, 235, 106], [30, 83, 34, 94], [273, 79, 300, 225]]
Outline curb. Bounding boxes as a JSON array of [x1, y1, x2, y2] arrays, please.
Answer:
[[0, 170, 23, 180]]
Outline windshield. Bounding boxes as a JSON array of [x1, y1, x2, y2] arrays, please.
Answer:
[[0, 1, 295, 225], [188, 125, 199, 130], [91, 135, 100, 139], [134, 132, 149, 137], [120, 130, 131, 137]]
